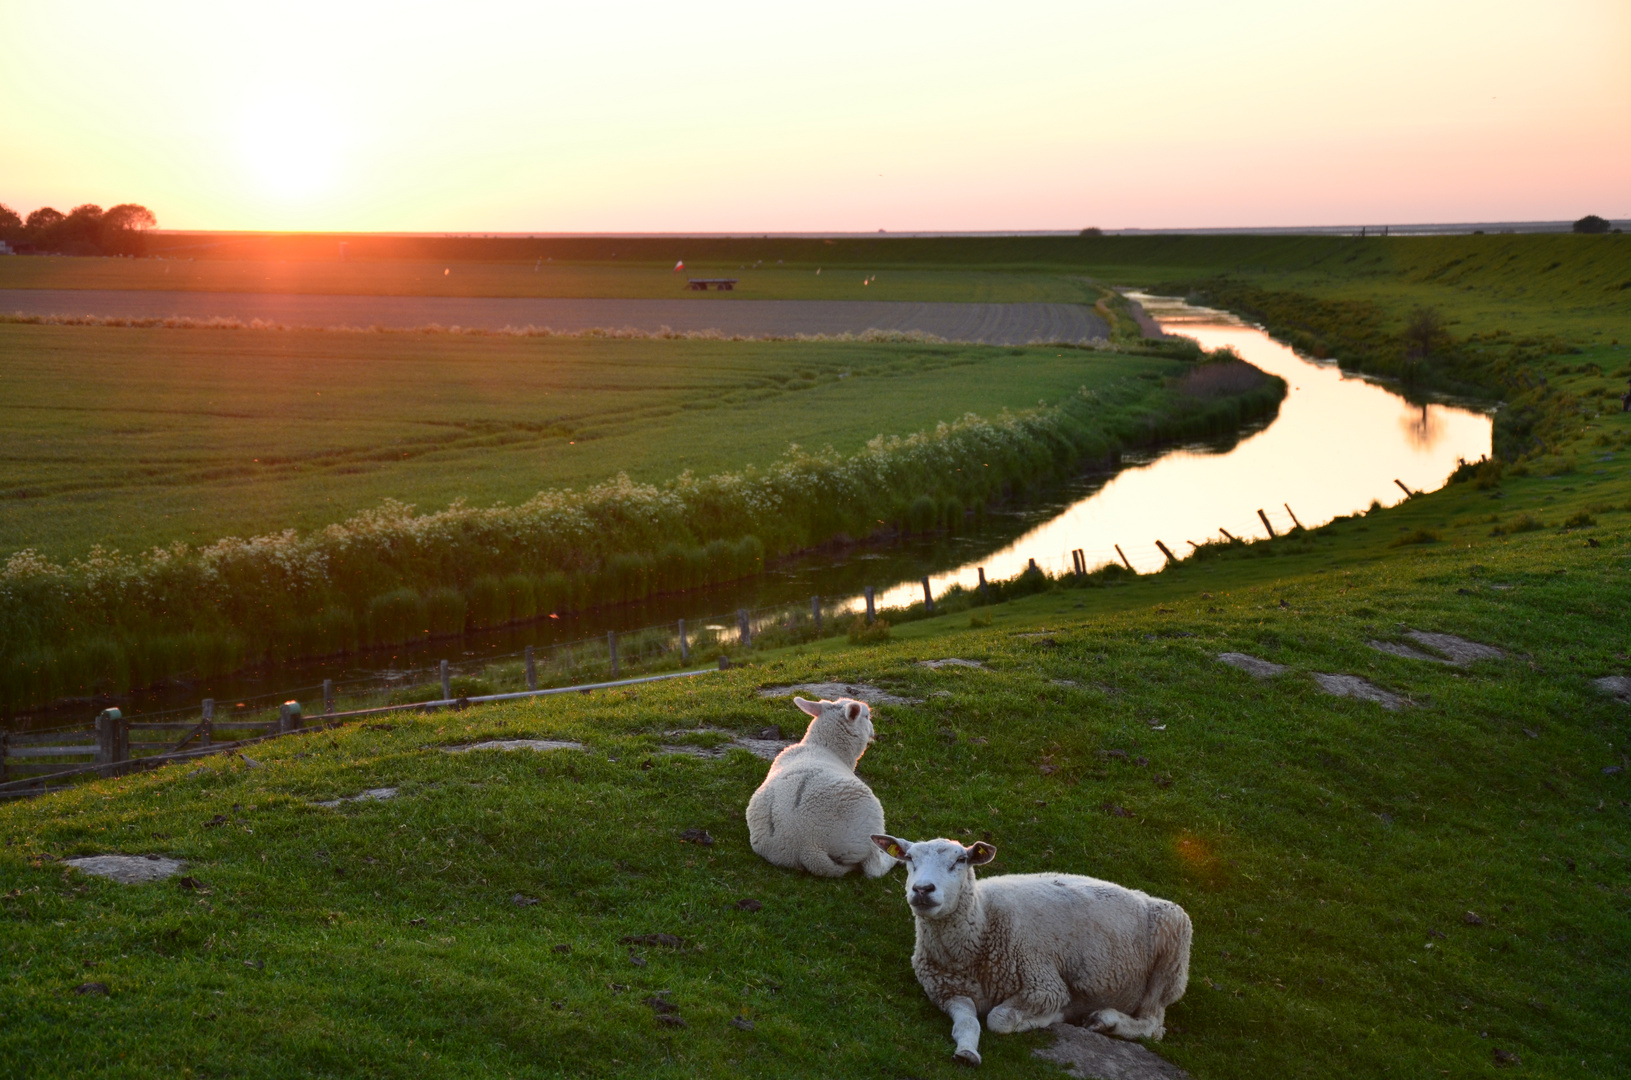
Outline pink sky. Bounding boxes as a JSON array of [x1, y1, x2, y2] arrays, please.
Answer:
[[1, 0, 1626, 232]]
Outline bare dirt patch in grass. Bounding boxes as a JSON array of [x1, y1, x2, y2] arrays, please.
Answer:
[[315, 787, 399, 808], [1216, 653, 1287, 678], [756, 682, 923, 706], [65, 854, 185, 884], [1035, 1023, 1192, 1079], [443, 739, 583, 754], [1312, 673, 1406, 710]]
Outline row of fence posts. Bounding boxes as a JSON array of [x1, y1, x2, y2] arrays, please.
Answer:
[[52, 511, 1322, 766], [10, 518, 1332, 795], [67, 514, 1313, 747], [80, 696, 302, 778], [1148, 505, 1305, 566]]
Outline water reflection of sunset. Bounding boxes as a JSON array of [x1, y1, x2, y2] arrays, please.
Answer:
[[878, 300, 1492, 607]]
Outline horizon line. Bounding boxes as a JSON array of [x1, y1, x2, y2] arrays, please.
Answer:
[[139, 219, 1625, 241]]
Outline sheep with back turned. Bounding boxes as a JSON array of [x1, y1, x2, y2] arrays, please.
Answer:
[[871, 834, 1191, 1066], [745, 697, 895, 878]]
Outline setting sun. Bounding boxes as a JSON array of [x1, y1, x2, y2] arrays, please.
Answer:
[[236, 91, 347, 202]]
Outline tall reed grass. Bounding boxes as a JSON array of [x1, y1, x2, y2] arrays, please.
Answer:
[[0, 354, 1282, 712]]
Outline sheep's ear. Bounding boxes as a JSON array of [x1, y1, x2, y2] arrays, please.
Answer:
[[966, 842, 997, 866], [871, 834, 910, 861], [793, 697, 823, 718], [845, 701, 864, 723]]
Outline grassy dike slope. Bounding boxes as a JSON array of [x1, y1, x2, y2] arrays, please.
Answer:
[[2, 449, 1627, 1080]]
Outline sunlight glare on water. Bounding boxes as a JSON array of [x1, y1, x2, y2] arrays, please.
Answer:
[[878, 293, 1493, 606]]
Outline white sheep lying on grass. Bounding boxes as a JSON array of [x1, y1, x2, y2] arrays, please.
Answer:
[[870, 834, 1191, 1066], [745, 697, 895, 878]]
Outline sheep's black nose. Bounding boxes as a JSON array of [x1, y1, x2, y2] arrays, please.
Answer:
[[912, 883, 936, 896]]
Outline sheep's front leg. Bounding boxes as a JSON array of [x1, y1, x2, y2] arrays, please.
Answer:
[[986, 991, 1067, 1034], [942, 996, 983, 1066]]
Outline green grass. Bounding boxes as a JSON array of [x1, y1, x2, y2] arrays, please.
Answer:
[[3, 232, 1630, 1077], [0, 326, 1157, 559], [1, 459, 1626, 1079]]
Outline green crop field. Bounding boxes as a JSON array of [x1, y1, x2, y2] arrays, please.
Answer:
[[0, 326, 1156, 560]]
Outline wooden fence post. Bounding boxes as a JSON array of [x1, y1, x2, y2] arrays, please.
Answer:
[[1219, 527, 1237, 542], [1284, 503, 1303, 529], [96, 708, 126, 775], [96, 712, 110, 771], [278, 701, 303, 734], [1394, 479, 1413, 497], [865, 587, 876, 624], [608, 632, 620, 677], [322, 680, 334, 715], [811, 596, 822, 633], [737, 609, 752, 648], [921, 577, 934, 613], [977, 567, 989, 601], [1114, 545, 1134, 572], [201, 698, 214, 747], [525, 645, 538, 690], [677, 620, 689, 664], [439, 660, 452, 701], [1257, 509, 1276, 538], [1154, 540, 1176, 564]]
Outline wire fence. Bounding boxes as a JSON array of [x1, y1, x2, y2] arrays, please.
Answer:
[[0, 499, 1338, 799]]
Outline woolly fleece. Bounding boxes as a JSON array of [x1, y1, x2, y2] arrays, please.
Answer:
[[745, 697, 895, 878], [872, 836, 1191, 1066]]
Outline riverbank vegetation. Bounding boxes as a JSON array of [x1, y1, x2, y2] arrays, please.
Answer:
[[1, 444, 1624, 1079], [0, 327, 1282, 713]]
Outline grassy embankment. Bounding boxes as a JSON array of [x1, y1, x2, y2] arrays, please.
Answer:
[[0, 321, 1280, 711], [1, 234, 1628, 1076], [0, 454, 1626, 1079]]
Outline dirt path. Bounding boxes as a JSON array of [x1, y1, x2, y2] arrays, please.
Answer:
[[0, 289, 1109, 345]]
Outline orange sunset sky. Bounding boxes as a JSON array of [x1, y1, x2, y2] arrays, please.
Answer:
[[1, 0, 1626, 233]]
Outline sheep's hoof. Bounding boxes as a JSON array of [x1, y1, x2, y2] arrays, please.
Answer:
[[953, 1048, 982, 1067]]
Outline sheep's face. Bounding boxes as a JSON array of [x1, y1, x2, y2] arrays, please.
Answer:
[[871, 836, 995, 917]]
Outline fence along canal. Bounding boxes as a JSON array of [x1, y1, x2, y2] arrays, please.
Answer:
[[0, 590, 881, 799]]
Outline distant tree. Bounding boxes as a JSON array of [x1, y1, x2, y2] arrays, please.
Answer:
[[1573, 214, 1611, 235], [24, 207, 64, 231], [101, 203, 156, 255], [103, 203, 155, 232], [1403, 306, 1449, 359], [0, 203, 20, 230], [1079, 226, 1103, 237], [11, 201, 156, 254], [45, 204, 106, 254]]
